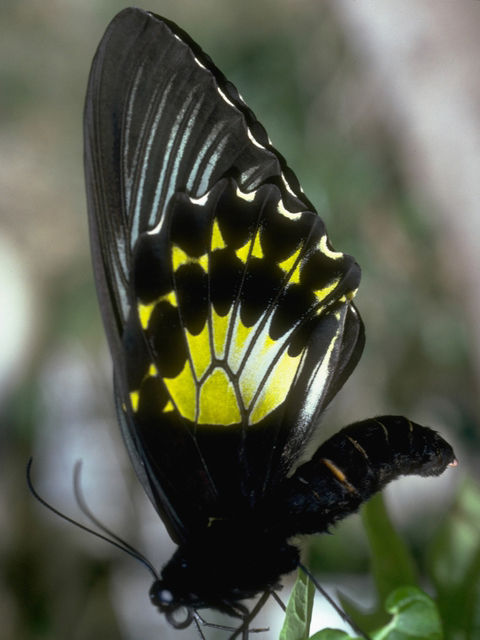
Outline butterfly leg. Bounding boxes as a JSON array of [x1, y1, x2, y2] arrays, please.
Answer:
[[298, 564, 370, 640], [192, 610, 238, 637], [192, 600, 269, 640], [270, 588, 286, 612], [228, 590, 271, 639]]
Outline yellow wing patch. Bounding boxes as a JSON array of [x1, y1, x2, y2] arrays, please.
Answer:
[[138, 301, 155, 330], [235, 230, 264, 264], [163, 399, 175, 413], [211, 220, 226, 251], [172, 245, 191, 271], [235, 241, 250, 263], [130, 390, 140, 412], [129, 191, 354, 429], [249, 348, 302, 424], [228, 314, 260, 374], [278, 246, 303, 284], [148, 364, 158, 377], [138, 291, 177, 329], [186, 323, 211, 380], [237, 324, 300, 420], [198, 367, 241, 425], [163, 360, 197, 422], [172, 245, 208, 272], [211, 307, 232, 359], [251, 231, 263, 259], [138, 314, 303, 426], [346, 289, 357, 301], [313, 279, 339, 305]]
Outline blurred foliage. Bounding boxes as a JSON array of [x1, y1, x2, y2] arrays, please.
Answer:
[[428, 479, 480, 639], [342, 494, 419, 632], [348, 487, 480, 639], [282, 571, 446, 639], [285, 487, 480, 639], [280, 569, 315, 640], [312, 587, 444, 640], [0, 1, 477, 639]]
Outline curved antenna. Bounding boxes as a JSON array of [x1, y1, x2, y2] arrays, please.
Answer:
[[26, 457, 160, 581], [72, 460, 158, 577], [298, 563, 370, 640]]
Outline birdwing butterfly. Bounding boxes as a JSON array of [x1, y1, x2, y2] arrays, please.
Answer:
[[84, 7, 456, 637]]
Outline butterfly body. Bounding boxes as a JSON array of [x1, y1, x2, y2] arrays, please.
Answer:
[[151, 525, 298, 617], [84, 7, 455, 631]]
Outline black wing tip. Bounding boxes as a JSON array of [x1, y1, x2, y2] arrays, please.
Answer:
[[99, 7, 315, 213]]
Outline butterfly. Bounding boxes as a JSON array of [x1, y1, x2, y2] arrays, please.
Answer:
[[83, 7, 456, 638]]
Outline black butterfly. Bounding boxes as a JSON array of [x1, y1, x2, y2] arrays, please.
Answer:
[[84, 7, 456, 638]]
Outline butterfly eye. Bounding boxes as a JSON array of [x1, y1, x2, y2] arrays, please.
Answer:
[[149, 582, 194, 628], [149, 582, 173, 607], [159, 589, 174, 603]]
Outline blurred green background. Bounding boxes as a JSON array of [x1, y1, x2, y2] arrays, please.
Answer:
[[1, 1, 479, 639]]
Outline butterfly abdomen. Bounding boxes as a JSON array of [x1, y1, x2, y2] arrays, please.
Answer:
[[278, 415, 455, 536]]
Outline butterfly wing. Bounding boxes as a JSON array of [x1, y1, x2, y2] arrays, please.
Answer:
[[85, 7, 312, 356], [85, 8, 364, 544]]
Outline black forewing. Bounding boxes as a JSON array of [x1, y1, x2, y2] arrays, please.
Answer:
[[85, 8, 365, 544], [85, 7, 312, 361]]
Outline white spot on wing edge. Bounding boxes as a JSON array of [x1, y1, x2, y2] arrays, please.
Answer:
[[147, 219, 163, 236], [190, 192, 209, 205], [278, 198, 302, 220], [148, 190, 210, 236], [247, 128, 265, 149], [319, 235, 343, 260], [281, 173, 298, 198], [217, 87, 236, 108], [236, 186, 256, 202], [194, 56, 206, 69]]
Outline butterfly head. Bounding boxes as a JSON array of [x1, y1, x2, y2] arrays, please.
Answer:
[[148, 548, 202, 623], [149, 580, 195, 628]]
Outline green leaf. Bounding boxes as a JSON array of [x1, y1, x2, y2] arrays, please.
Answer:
[[428, 478, 480, 639], [306, 587, 442, 640], [371, 586, 442, 640], [280, 569, 315, 640], [339, 493, 419, 631], [363, 494, 419, 598]]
